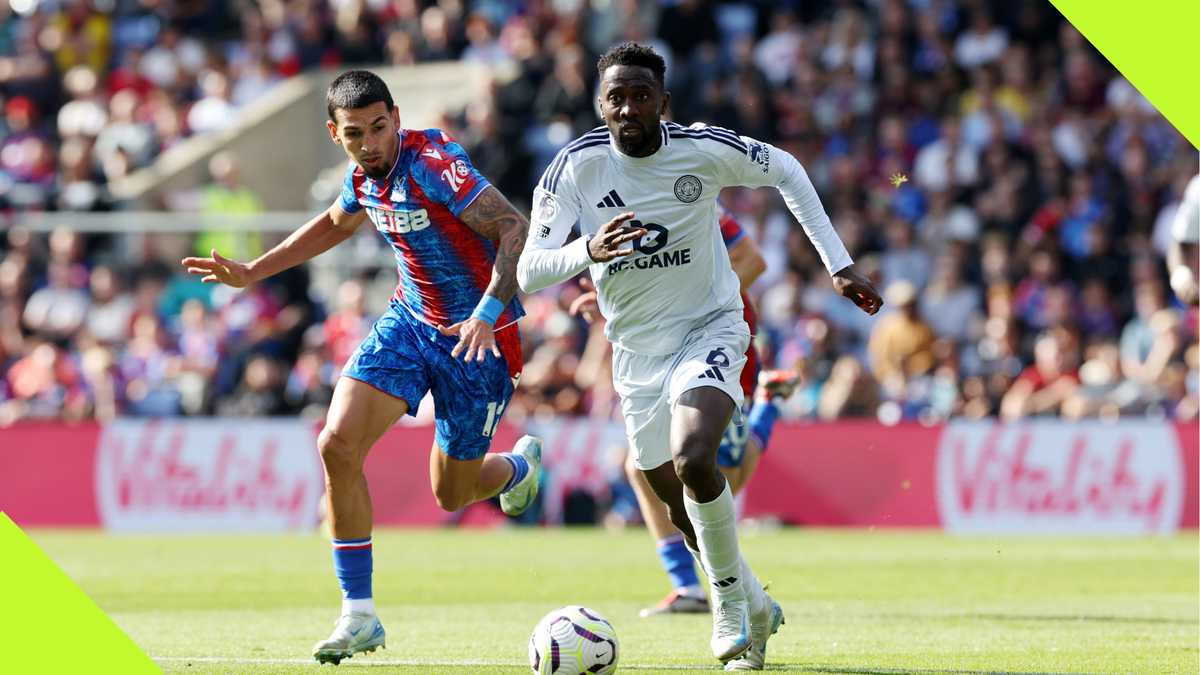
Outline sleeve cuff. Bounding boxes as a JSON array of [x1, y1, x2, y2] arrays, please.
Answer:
[[566, 234, 595, 271], [828, 256, 854, 276], [449, 180, 491, 217]]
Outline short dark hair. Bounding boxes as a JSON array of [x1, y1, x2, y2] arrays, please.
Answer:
[[326, 70, 394, 120], [597, 42, 666, 86]]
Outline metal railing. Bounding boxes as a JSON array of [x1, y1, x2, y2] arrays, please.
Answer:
[[8, 211, 399, 310]]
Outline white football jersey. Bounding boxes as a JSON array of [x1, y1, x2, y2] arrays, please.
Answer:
[[525, 122, 852, 355]]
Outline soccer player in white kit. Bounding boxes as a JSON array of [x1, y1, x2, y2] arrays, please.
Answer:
[[516, 43, 882, 669]]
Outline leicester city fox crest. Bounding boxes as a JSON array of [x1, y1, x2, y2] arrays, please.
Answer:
[[674, 175, 702, 203]]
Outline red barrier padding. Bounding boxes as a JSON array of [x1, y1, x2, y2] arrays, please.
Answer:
[[1178, 423, 1199, 528], [742, 421, 941, 526], [1, 419, 1196, 532], [0, 423, 102, 526]]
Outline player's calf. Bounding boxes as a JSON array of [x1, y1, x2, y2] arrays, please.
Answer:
[[428, 436, 542, 515], [318, 424, 376, 541], [432, 477, 476, 512]]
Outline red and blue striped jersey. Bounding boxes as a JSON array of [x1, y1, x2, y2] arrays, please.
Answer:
[[717, 204, 760, 398], [338, 128, 524, 330], [718, 203, 747, 249], [717, 204, 758, 337]]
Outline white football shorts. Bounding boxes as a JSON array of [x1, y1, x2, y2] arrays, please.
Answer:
[[612, 309, 750, 470]]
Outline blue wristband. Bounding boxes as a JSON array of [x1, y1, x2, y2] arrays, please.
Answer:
[[470, 295, 505, 326]]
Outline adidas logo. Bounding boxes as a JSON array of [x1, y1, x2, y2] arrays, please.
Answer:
[[714, 576, 739, 589], [698, 366, 725, 383], [595, 189, 626, 208]]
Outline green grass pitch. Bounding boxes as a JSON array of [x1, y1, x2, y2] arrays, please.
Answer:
[[33, 527, 1199, 674]]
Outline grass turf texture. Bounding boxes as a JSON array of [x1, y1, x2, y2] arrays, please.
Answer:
[[32, 528, 1198, 674]]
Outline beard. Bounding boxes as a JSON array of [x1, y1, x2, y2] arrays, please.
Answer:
[[613, 121, 658, 157], [361, 159, 391, 179]]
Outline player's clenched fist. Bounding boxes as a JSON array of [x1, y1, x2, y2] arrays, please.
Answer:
[[587, 212, 647, 262], [832, 264, 884, 315], [181, 249, 254, 288]]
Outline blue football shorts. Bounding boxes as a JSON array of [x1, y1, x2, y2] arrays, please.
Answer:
[[342, 300, 518, 461]]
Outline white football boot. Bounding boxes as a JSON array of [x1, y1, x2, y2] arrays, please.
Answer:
[[500, 435, 543, 516], [711, 598, 753, 662], [312, 612, 385, 665], [725, 595, 785, 670]]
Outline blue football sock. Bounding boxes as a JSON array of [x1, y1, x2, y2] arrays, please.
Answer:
[[499, 453, 530, 493], [656, 534, 700, 591], [332, 537, 373, 601], [748, 399, 780, 452]]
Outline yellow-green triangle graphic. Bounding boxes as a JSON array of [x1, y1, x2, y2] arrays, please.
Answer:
[[0, 513, 159, 674], [1052, 0, 1200, 149]]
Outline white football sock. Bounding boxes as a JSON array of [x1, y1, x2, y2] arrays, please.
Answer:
[[739, 554, 768, 617], [685, 511, 767, 615], [684, 481, 745, 604], [342, 597, 376, 616]]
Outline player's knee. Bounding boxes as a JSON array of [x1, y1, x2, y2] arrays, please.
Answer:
[[317, 427, 365, 478], [673, 445, 717, 488]]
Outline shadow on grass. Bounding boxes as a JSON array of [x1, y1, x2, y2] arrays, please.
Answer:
[[787, 662, 1089, 667], [773, 610, 1199, 627], [976, 613, 1194, 625], [617, 666, 1090, 674], [889, 612, 1198, 626]]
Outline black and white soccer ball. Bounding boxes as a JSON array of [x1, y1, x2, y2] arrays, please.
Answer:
[[528, 605, 619, 675]]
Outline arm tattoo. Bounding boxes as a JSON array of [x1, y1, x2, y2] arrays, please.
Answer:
[[460, 186, 529, 304]]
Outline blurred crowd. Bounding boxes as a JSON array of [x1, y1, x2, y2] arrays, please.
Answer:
[[1, 0, 1198, 425], [0, 0, 301, 211]]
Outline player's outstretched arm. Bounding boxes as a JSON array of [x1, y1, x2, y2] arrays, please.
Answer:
[[436, 185, 528, 362], [181, 203, 365, 287], [719, 133, 882, 316], [775, 153, 882, 314]]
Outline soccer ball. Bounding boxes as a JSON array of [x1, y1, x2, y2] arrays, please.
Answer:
[[528, 605, 619, 675]]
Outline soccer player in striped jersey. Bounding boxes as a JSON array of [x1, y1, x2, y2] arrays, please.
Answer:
[[182, 70, 541, 665], [517, 44, 881, 670]]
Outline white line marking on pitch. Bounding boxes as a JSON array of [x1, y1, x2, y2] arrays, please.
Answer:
[[152, 656, 709, 670]]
